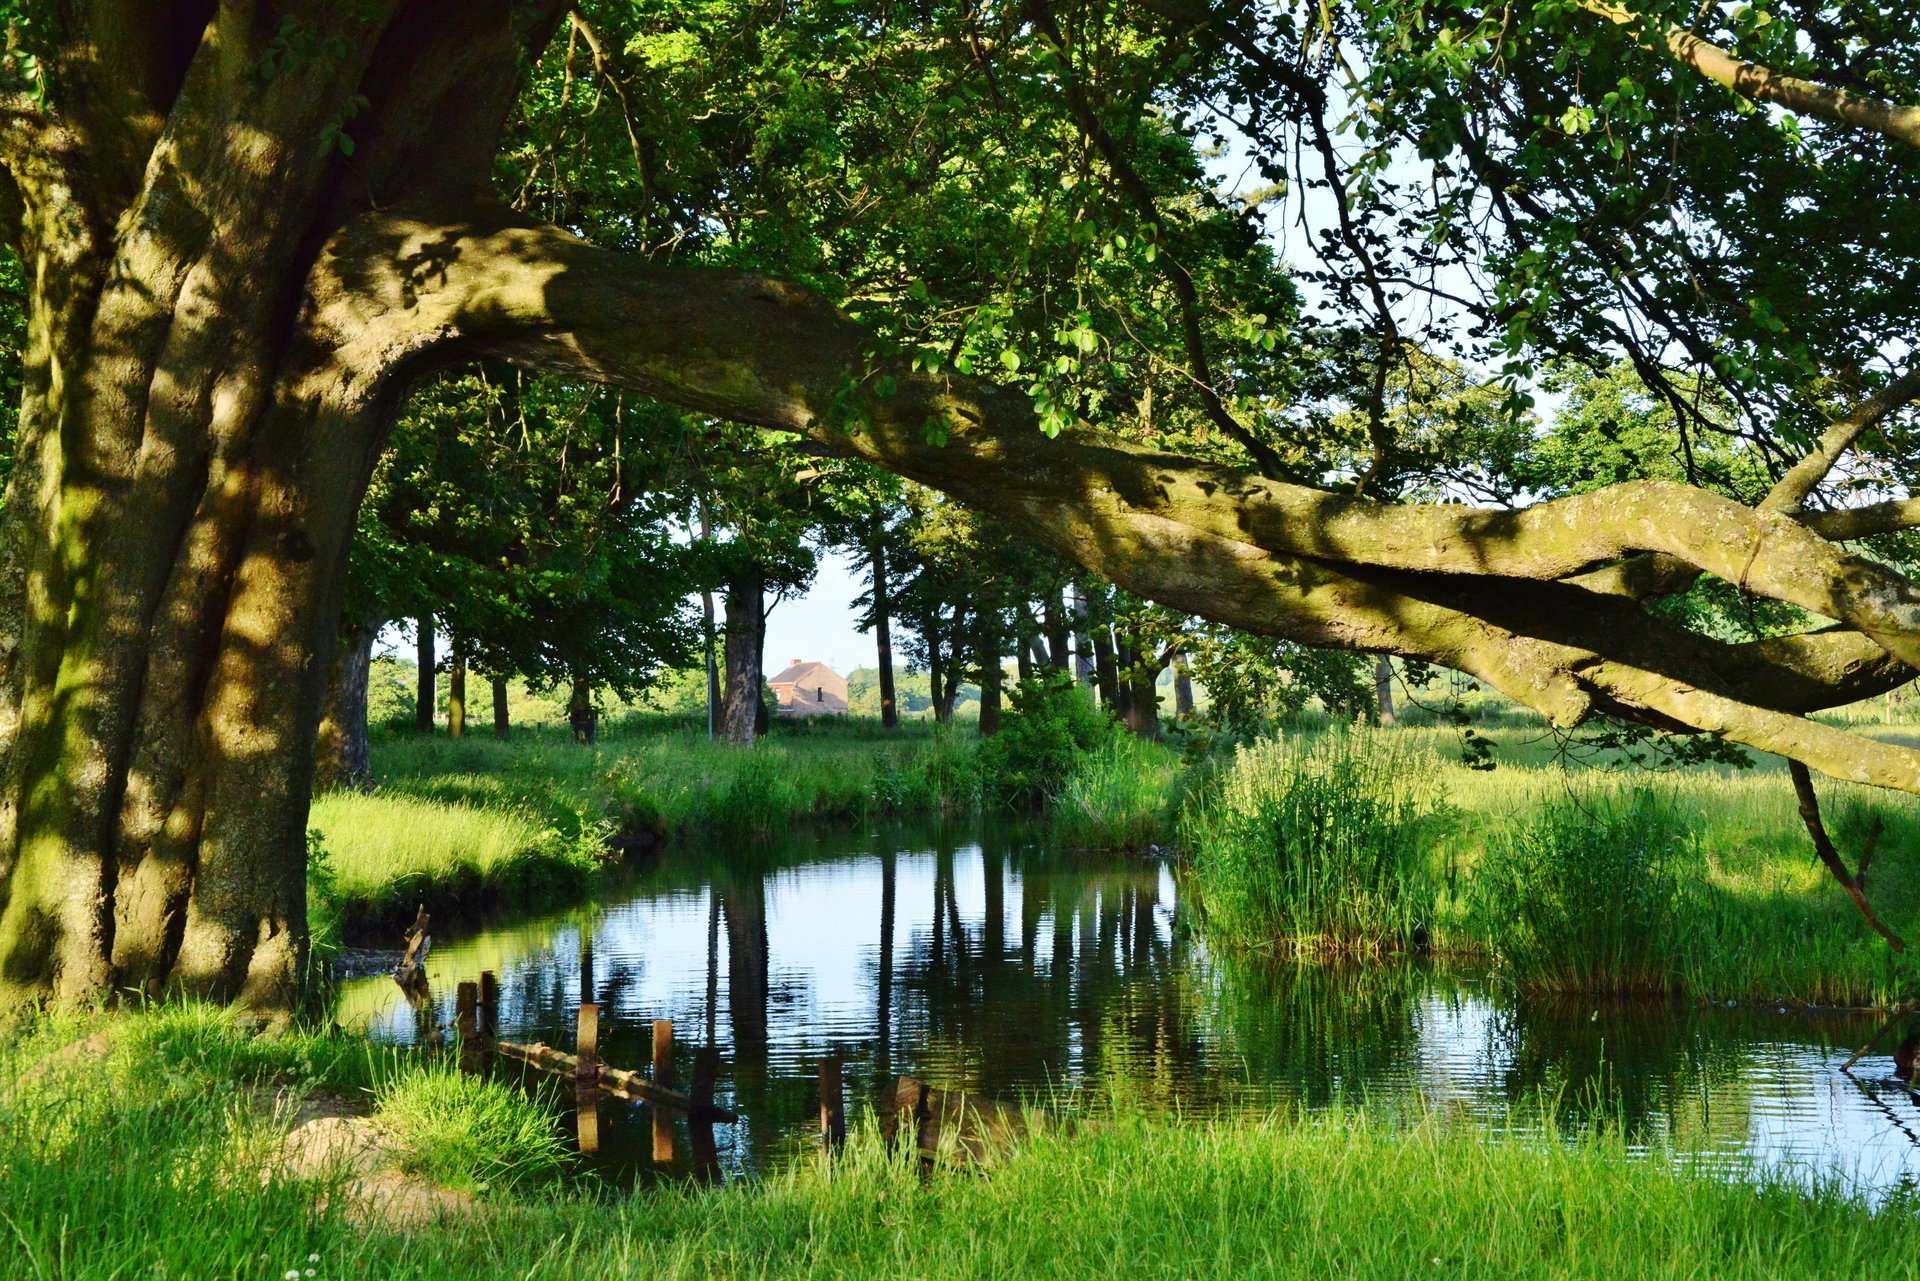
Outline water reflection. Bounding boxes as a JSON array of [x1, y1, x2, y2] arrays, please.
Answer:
[[334, 819, 1920, 1194]]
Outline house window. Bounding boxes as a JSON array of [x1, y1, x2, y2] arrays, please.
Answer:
[[816, 687, 823, 703]]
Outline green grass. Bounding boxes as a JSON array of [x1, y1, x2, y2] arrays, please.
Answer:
[[1183, 730, 1451, 954], [374, 1061, 570, 1193], [1051, 736, 1177, 851], [1, 1005, 1911, 1279], [309, 719, 983, 937], [1184, 724, 1920, 1005]]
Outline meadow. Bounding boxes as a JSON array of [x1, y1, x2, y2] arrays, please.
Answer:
[[2, 1003, 1910, 1280]]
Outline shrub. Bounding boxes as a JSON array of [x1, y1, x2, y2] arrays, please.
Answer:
[[978, 670, 1120, 807], [1473, 789, 1690, 994], [1186, 730, 1449, 952]]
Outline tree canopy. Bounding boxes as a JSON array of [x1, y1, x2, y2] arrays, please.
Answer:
[[0, 0, 1916, 1009]]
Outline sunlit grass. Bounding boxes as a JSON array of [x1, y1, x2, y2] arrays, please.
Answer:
[[1, 1005, 1909, 1281]]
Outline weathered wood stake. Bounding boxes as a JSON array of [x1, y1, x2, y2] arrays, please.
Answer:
[[477, 970, 498, 1072], [819, 1054, 846, 1152], [689, 1046, 721, 1185], [652, 1019, 675, 1164], [455, 981, 479, 1074], [576, 1001, 601, 1156]]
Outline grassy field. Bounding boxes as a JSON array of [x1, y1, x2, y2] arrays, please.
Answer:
[[1183, 724, 1920, 1006], [1, 1004, 1909, 1280], [309, 716, 981, 937]]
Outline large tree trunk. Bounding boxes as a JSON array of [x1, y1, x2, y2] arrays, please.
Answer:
[[316, 615, 378, 792], [872, 539, 899, 729], [721, 565, 765, 745], [415, 617, 435, 733], [1375, 655, 1396, 725], [568, 676, 598, 745], [1122, 635, 1161, 739], [699, 500, 721, 738], [977, 628, 1003, 738], [1070, 581, 1096, 686], [1044, 593, 1071, 671], [492, 676, 511, 740], [1173, 649, 1196, 718]]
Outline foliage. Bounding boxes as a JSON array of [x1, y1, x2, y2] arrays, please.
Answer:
[[1186, 730, 1451, 953], [977, 670, 1121, 806], [1051, 734, 1177, 851], [373, 1064, 570, 1194], [1473, 789, 1692, 995]]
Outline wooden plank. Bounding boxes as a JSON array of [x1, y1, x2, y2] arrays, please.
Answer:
[[495, 1039, 740, 1122], [651, 1019, 675, 1164], [819, 1054, 846, 1151]]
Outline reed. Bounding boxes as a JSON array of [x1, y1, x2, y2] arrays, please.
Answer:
[[1051, 736, 1177, 851], [1184, 730, 1451, 954], [1471, 788, 1690, 994]]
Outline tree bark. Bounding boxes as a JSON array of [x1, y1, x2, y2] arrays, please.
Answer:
[[1044, 592, 1071, 671], [1173, 649, 1196, 718], [721, 565, 765, 746], [977, 627, 1003, 738], [415, 617, 435, 732], [316, 616, 377, 792], [872, 539, 899, 729], [1375, 655, 1397, 725], [492, 676, 510, 740], [1121, 635, 1160, 738], [1092, 625, 1121, 712], [568, 676, 598, 745], [447, 641, 466, 739], [1070, 581, 1095, 686]]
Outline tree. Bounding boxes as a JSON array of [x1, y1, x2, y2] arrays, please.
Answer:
[[2, 3, 1919, 1011]]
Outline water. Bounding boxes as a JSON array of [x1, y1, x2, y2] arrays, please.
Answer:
[[332, 819, 1920, 1198]]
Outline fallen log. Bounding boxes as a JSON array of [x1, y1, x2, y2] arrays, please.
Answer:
[[495, 1039, 739, 1123]]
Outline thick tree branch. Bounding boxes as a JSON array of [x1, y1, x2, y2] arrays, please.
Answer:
[[1789, 760, 1905, 950], [1581, 2, 1920, 151], [313, 205, 1920, 794], [1764, 368, 1920, 513]]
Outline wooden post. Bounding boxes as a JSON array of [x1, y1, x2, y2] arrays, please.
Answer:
[[576, 1003, 599, 1079], [819, 1054, 846, 1152], [576, 1002, 600, 1156], [477, 970, 498, 1073], [651, 1019, 675, 1165], [689, 1046, 720, 1185], [455, 981, 479, 1074]]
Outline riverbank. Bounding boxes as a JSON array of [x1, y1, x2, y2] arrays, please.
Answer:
[[310, 717, 981, 939], [309, 712, 1920, 1005], [2, 1005, 1907, 1279], [1183, 727, 1920, 1007]]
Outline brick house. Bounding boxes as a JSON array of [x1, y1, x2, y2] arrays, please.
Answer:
[[767, 659, 850, 717]]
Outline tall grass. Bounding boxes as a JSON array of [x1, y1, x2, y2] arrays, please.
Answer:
[[1051, 736, 1176, 850], [374, 1062, 569, 1192], [1185, 731, 1451, 953], [308, 791, 593, 936], [1, 1007, 1909, 1281], [1473, 789, 1690, 994]]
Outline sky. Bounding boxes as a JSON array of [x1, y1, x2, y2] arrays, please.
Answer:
[[761, 549, 875, 676]]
